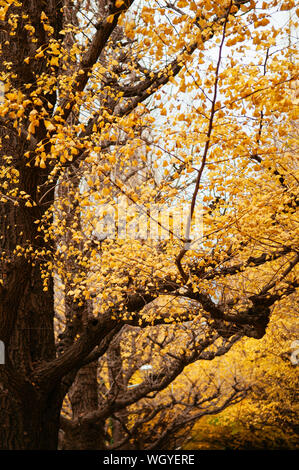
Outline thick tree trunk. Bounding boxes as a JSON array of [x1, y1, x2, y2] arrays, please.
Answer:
[[0, 382, 62, 450], [62, 361, 106, 450], [0, 257, 63, 449], [0, 197, 62, 449], [0, 1, 65, 449], [0, 78, 61, 447], [60, 296, 106, 450]]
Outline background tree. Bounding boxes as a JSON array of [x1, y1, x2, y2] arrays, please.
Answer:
[[0, 0, 298, 450]]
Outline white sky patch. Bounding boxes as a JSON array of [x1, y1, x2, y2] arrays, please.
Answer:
[[0, 80, 4, 104]]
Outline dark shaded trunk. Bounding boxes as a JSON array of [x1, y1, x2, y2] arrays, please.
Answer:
[[0, 382, 62, 450], [0, 1, 64, 449], [61, 361, 106, 450], [0, 254, 63, 449], [60, 295, 106, 450], [0, 69, 62, 446]]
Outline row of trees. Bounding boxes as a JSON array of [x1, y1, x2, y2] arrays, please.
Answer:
[[185, 297, 299, 450], [0, 0, 298, 449]]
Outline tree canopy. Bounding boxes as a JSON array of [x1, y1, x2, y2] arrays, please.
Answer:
[[0, 0, 298, 450]]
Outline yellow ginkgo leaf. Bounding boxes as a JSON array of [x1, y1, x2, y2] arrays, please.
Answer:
[[50, 56, 59, 66], [44, 120, 56, 132]]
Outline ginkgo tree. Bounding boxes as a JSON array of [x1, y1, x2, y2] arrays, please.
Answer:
[[0, 0, 298, 450]]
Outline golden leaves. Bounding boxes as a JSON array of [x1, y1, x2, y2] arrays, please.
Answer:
[[44, 120, 56, 132], [280, 0, 296, 10], [106, 14, 114, 23]]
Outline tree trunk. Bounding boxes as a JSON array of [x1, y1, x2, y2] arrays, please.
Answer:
[[0, 192, 62, 449], [0, 383, 62, 450], [0, 71, 61, 447], [60, 297, 106, 450]]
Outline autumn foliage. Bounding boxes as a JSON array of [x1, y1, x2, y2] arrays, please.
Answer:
[[0, 0, 298, 450]]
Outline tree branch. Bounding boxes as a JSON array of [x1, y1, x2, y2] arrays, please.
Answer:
[[58, 0, 135, 123]]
